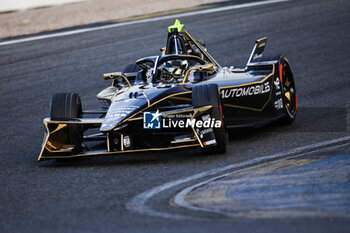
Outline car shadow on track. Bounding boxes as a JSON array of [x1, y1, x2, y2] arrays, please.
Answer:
[[37, 148, 222, 168]]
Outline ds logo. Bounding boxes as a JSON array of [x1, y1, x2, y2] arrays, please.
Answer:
[[143, 110, 161, 129]]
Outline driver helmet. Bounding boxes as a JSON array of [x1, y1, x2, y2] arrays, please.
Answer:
[[158, 60, 188, 83]]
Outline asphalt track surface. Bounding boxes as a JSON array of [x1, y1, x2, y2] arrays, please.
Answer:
[[175, 143, 350, 218], [1, 0, 350, 232]]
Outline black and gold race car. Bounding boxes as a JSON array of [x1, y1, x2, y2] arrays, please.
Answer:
[[38, 20, 297, 161]]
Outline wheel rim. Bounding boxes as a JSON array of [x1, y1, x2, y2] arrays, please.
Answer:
[[281, 62, 297, 117]]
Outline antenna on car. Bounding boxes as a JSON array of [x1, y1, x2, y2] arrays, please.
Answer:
[[246, 37, 267, 68], [168, 19, 184, 33], [165, 19, 186, 55]]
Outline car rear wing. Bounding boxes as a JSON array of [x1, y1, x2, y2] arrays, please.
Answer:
[[246, 37, 267, 67]]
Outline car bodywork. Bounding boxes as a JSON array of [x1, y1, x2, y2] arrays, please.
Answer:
[[38, 20, 296, 161]]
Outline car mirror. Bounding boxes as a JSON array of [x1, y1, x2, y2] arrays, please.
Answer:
[[182, 64, 214, 84], [103, 72, 131, 88]]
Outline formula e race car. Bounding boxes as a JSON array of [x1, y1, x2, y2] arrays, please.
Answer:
[[38, 20, 297, 161]]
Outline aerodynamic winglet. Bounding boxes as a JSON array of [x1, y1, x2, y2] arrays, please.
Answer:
[[246, 37, 267, 67]]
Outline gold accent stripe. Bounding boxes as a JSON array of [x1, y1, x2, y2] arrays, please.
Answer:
[[256, 37, 267, 43], [184, 31, 221, 68], [170, 96, 192, 101], [121, 134, 124, 151], [107, 132, 111, 152], [127, 117, 143, 121], [50, 124, 67, 134], [142, 91, 151, 107], [192, 127, 203, 148], [190, 108, 206, 148], [38, 120, 51, 161]]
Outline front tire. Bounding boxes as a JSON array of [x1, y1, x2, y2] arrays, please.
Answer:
[[192, 84, 228, 154], [50, 92, 83, 153]]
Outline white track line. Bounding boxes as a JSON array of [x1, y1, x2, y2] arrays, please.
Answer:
[[0, 0, 289, 46], [126, 136, 350, 220]]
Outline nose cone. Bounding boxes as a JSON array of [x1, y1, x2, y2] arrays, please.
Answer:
[[100, 97, 148, 132], [99, 84, 184, 132]]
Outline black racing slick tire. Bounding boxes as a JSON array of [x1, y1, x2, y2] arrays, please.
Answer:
[[254, 55, 297, 123], [50, 92, 83, 153], [192, 84, 228, 154], [278, 56, 297, 123]]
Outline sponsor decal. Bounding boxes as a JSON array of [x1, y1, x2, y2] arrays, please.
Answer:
[[146, 69, 153, 82], [253, 53, 262, 59], [274, 98, 283, 110], [203, 139, 216, 146], [123, 136, 131, 148], [163, 117, 221, 129], [143, 111, 222, 129], [196, 128, 214, 139], [257, 42, 265, 48], [221, 81, 270, 99], [187, 70, 195, 82], [274, 77, 280, 90], [143, 110, 161, 129]]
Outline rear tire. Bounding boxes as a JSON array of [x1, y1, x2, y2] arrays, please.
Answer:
[[279, 57, 297, 123], [192, 84, 228, 154], [50, 93, 83, 153], [253, 55, 297, 123]]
